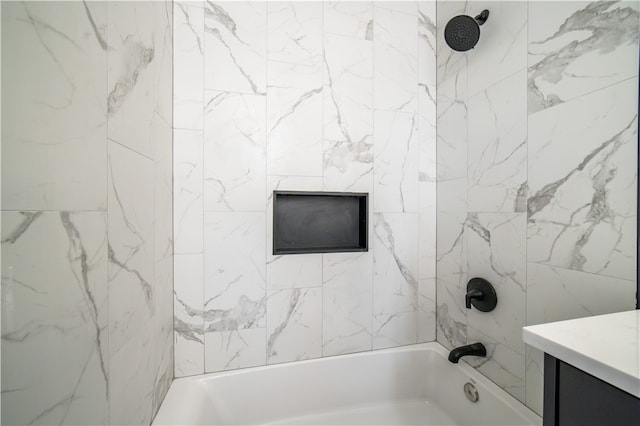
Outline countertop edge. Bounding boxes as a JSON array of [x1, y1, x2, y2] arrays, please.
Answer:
[[523, 327, 640, 399]]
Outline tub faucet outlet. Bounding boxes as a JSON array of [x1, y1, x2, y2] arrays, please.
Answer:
[[448, 342, 487, 363]]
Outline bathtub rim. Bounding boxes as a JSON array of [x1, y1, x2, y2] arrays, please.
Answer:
[[154, 341, 541, 425]]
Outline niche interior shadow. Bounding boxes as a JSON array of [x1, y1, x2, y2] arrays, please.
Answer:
[[273, 191, 368, 255]]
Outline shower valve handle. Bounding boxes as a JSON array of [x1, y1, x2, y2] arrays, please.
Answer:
[[465, 278, 498, 312], [465, 288, 484, 309]]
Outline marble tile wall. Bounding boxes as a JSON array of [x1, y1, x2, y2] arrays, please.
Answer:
[[6, 1, 633, 423], [173, 1, 437, 376], [1, 2, 174, 425], [436, 0, 638, 415]]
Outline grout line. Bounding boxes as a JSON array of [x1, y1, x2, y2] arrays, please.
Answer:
[[434, 0, 439, 345], [264, 0, 269, 367], [201, 0, 206, 375], [416, 0, 420, 345], [171, 0, 177, 381], [105, 5, 111, 425], [371, 1, 376, 351], [463, 0, 470, 347], [524, 0, 530, 402], [320, 0, 325, 358]]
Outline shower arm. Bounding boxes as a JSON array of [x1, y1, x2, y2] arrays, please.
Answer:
[[475, 10, 490, 26]]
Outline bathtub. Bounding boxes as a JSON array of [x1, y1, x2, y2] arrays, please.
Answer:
[[153, 342, 541, 425]]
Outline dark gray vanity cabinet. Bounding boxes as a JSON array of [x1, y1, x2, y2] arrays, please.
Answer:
[[543, 354, 640, 426]]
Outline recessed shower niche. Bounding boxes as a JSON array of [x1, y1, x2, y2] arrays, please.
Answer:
[[273, 191, 368, 255]]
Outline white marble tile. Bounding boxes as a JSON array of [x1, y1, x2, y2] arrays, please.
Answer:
[[373, 110, 418, 213], [528, 1, 639, 114], [266, 176, 324, 289], [466, 1, 527, 97], [418, 1, 436, 88], [323, 1, 373, 40], [435, 178, 466, 332], [526, 263, 636, 327], [2, 2, 174, 424], [107, 144, 156, 423], [153, 0, 174, 131], [267, 59, 322, 88], [153, 120, 174, 262], [373, 213, 419, 317], [266, 252, 324, 290], [1, 212, 109, 426], [153, 320, 174, 417], [322, 252, 373, 356], [152, 2, 174, 408], [323, 138, 374, 193], [323, 33, 373, 145], [418, 84, 435, 346], [467, 213, 526, 356], [418, 278, 436, 343], [436, 178, 467, 289], [418, 5, 437, 188], [174, 254, 204, 377], [419, 182, 436, 280], [525, 345, 544, 416], [153, 45, 174, 265], [174, 2, 204, 130], [204, 1, 266, 95], [528, 79, 638, 281], [107, 2, 156, 159], [468, 70, 527, 212], [322, 32, 373, 192], [418, 3, 435, 188], [109, 326, 154, 426], [153, 257, 174, 415], [436, 71, 467, 180], [373, 310, 418, 350], [153, 341, 174, 418], [205, 329, 266, 373], [266, 67, 323, 176], [175, 1, 204, 8], [435, 1, 468, 86], [203, 91, 266, 212], [107, 141, 155, 356], [174, 129, 203, 254], [267, 287, 322, 364], [373, 6, 418, 113], [267, 2, 322, 68], [203, 213, 266, 332], [466, 327, 526, 403], [418, 83, 437, 184], [436, 279, 467, 350], [376, 1, 417, 17], [1, 2, 107, 211]]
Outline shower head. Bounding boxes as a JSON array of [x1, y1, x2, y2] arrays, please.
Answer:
[[444, 10, 489, 52]]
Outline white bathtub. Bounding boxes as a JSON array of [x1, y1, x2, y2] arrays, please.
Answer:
[[153, 342, 541, 425]]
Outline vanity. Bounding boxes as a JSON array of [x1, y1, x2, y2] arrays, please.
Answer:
[[523, 310, 640, 426]]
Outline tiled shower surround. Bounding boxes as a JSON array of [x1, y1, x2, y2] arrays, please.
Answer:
[[173, 1, 438, 373], [2, 2, 173, 425], [174, 0, 639, 419], [435, 0, 638, 415], [0, 1, 636, 425]]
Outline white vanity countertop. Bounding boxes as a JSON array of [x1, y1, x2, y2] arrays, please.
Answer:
[[523, 310, 640, 398]]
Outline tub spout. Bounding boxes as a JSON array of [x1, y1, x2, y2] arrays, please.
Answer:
[[448, 342, 486, 363]]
